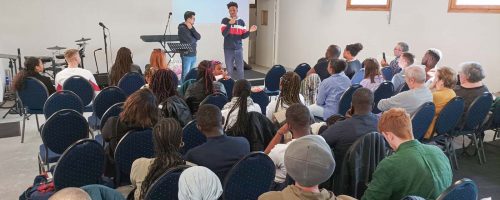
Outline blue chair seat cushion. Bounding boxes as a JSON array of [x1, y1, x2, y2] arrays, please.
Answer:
[[39, 144, 61, 163], [88, 115, 101, 130]]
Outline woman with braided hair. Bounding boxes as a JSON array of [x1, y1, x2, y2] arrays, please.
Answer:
[[130, 118, 187, 200], [266, 72, 304, 123], [221, 79, 261, 132], [184, 60, 226, 113], [150, 69, 179, 103]]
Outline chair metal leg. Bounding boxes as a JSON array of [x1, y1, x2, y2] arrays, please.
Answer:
[[21, 114, 27, 143], [494, 129, 499, 141], [478, 132, 487, 163], [35, 114, 40, 133], [471, 133, 483, 165], [448, 137, 459, 170]]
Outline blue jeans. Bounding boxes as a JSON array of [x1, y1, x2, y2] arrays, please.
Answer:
[[224, 48, 244, 80], [181, 56, 197, 82]]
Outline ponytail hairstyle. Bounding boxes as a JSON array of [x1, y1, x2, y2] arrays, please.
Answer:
[[12, 57, 41, 91], [345, 43, 364, 57], [279, 72, 302, 107], [197, 60, 215, 95], [225, 79, 251, 135]]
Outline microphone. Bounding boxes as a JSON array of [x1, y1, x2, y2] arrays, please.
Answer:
[[98, 22, 108, 29], [169, 12, 172, 16]]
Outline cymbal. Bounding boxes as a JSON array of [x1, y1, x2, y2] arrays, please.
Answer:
[[75, 38, 91, 42], [47, 46, 66, 50]]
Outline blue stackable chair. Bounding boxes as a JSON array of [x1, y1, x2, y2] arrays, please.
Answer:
[[95, 102, 124, 145], [264, 65, 286, 97], [53, 139, 105, 191], [373, 82, 394, 114], [38, 109, 89, 172], [117, 72, 145, 96], [396, 83, 410, 94], [17, 77, 49, 143], [200, 93, 228, 110], [144, 165, 191, 200], [293, 63, 310, 80], [401, 196, 426, 200], [180, 120, 207, 155], [63, 75, 95, 112], [184, 68, 198, 83], [338, 84, 362, 116], [43, 90, 84, 119], [250, 90, 270, 115], [411, 102, 435, 141], [490, 100, 500, 140], [436, 178, 478, 200], [351, 68, 365, 85], [219, 78, 236, 100], [223, 152, 275, 200], [88, 86, 126, 131], [381, 67, 394, 81], [114, 129, 154, 186]]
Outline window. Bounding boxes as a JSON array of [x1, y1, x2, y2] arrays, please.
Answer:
[[449, 0, 500, 13], [347, 0, 392, 11]]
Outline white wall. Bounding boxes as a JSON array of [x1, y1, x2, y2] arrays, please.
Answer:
[[256, 0, 277, 67], [0, 0, 249, 75], [276, 0, 500, 92]]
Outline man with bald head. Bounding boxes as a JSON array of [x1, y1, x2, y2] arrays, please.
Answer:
[[377, 65, 432, 114], [49, 188, 91, 200]]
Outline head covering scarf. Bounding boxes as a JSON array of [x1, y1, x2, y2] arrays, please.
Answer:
[[300, 74, 321, 106], [178, 166, 223, 200]]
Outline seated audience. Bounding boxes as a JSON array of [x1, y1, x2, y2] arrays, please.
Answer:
[[362, 108, 452, 200], [266, 72, 304, 124], [141, 65, 156, 89], [108, 47, 142, 86], [264, 104, 312, 189], [259, 135, 355, 200], [178, 166, 223, 200], [321, 88, 378, 165], [149, 48, 168, 70], [300, 74, 321, 107], [380, 42, 409, 76], [184, 104, 250, 180], [343, 43, 364, 79], [391, 52, 415, 92], [377, 65, 432, 115], [307, 45, 342, 81], [102, 88, 159, 176], [212, 60, 230, 80], [317, 59, 351, 120], [360, 58, 384, 92], [185, 60, 226, 113], [12, 57, 56, 94], [424, 67, 457, 139], [150, 69, 179, 103], [222, 79, 261, 131], [132, 118, 186, 200], [49, 187, 91, 200], [454, 61, 489, 110], [421, 48, 442, 82], [55, 49, 99, 91]]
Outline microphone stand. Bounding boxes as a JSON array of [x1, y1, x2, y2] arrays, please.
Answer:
[[162, 13, 173, 57], [94, 49, 101, 74], [102, 26, 109, 73]]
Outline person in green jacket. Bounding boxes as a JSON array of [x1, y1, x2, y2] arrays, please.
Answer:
[[362, 108, 452, 200]]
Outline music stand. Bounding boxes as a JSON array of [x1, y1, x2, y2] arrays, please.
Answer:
[[166, 42, 194, 64]]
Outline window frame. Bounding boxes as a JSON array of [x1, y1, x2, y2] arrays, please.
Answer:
[[346, 0, 392, 11], [448, 0, 500, 13]]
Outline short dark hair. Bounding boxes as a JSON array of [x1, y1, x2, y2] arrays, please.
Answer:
[[329, 59, 347, 74], [400, 52, 415, 65], [184, 11, 195, 21], [351, 88, 374, 114], [286, 104, 311, 129], [326, 45, 341, 59], [426, 50, 441, 63], [227, 1, 238, 8], [196, 104, 223, 130]]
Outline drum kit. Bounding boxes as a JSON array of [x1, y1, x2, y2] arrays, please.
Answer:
[[40, 37, 91, 77]]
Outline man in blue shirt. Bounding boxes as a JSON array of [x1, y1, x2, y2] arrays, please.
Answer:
[[178, 11, 201, 82], [317, 59, 352, 120], [184, 104, 250, 180]]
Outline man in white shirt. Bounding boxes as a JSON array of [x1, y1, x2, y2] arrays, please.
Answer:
[[55, 49, 100, 91], [264, 104, 312, 190]]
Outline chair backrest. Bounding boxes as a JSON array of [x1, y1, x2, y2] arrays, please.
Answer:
[[17, 77, 49, 112], [434, 97, 465, 136], [53, 139, 105, 190], [41, 109, 89, 154], [62, 75, 95, 106], [223, 152, 275, 200], [43, 90, 84, 119], [338, 84, 362, 116], [93, 86, 127, 119], [180, 120, 207, 155], [338, 132, 388, 198], [144, 165, 191, 200], [250, 90, 270, 115], [373, 82, 394, 114], [184, 68, 198, 82], [117, 72, 145, 96], [436, 178, 478, 200], [81, 184, 125, 200], [293, 63, 311, 80], [200, 93, 228, 109], [381, 67, 394, 81], [461, 92, 493, 131], [99, 102, 124, 130], [114, 129, 154, 185], [397, 83, 410, 94], [401, 196, 426, 200], [490, 99, 500, 129], [218, 78, 235, 100], [411, 102, 436, 141], [351, 68, 365, 85], [264, 65, 286, 92]]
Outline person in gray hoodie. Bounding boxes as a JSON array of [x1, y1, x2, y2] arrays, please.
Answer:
[[178, 11, 201, 82]]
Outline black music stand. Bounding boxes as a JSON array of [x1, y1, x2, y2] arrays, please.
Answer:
[[166, 43, 194, 64]]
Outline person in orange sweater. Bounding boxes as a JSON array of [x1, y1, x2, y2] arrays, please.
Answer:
[[424, 66, 457, 139]]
